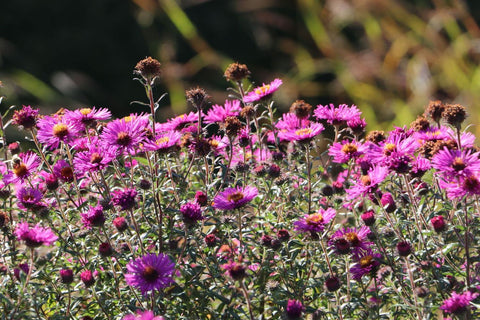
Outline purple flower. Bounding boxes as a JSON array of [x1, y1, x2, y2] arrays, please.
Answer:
[[80, 270, 95, 287], [141, 131, 182, 152], [438, 173, 480, 199], [74, 144, 116, 173], [350, 249, 382, 280], [221, 260, 247, 280], [213, 186, 258, 210], [294, 208, 336, 234], [15, 221, 58, 247], [440, 291, 478, 314], [81, 205, 106, 229], [37, 115, 82, 149], [12, 105, 39, 129], [180, 202, 204, 224], [16, 186, 43, 209], [346, 165, 389, 200], [329, 140, 367, 164], [122, 310, 165, 320], [112, 188, 138, 210], [243, 78, 282, 103], [4, 152, 41, 184], [329, 226, 372, 255], [163, 112, 198, 132], [282, 123, 324, 142], [100, 114, 148, 154], [53, 159, 75, 183], [314, 103, 361, 125], [432, 148, 480, 180], [63, 107, 111, 130], [125, 253, 175, 296], [286, 299, 304, 319], [59, 269, 74, 284], [204, 100, 241, 124]]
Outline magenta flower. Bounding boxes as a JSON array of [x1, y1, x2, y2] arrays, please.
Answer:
[[80, 270, 95, 287], [221, 260, 247, 280], [282, 123, 324, 142], [112, 188, 138, 210], [15, 222, 58, 248], [16, 187, 43, 209], [350, 249, 382, 280], [81, 205, 106, 229], [122, 310, 165, 320], [286, 299, 304, 319], [213, 186, 258, 210], [204, 100, 241, 124], [12, 105, 39, 129], [53, 159, 75, 183], [243, 78, 282, 103], [37, 115, 82, 149], [63, 107, 111, 130], [294, 208, 336, 234], [440, 291, 478, 314], [276, 113, 311, 142], [438, 173, 480, 199], [180, 202, 204, 224], [4, 152, 41, 184], [164, 112, 198, 132], [141, 131, 182, 152], [314, 103, 361, 125], [125, 253, 175, 296], [329, 140, 367, 164], [100, 114, 148, 154], [73, 144, 116, 173], [346, 165, 389, 200], [432, 148, 480, 180], [329, 226, 372, 255]]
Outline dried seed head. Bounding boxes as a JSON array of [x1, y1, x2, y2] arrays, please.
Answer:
[[289, 100, 312, 119], [410, 116, 430, 132], [424, 100, 445, 123], [186, 87, 208, 110], [365, 130, 386, 144], [225, 116, 242, 137], [239, 105, 256, 118], [442, 103, 467, 129], [224, 62, 251, 82], [134, 57, 161, 84]]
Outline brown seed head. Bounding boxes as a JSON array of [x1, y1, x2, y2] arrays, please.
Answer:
[[186, 87, 208, 110], [424, 100, 445, 123], [289, 100, 312, 119], [135, 57, 161, 83], [365, 130, 386, 144], [225, 116, 243, 137], [410, 116, 430, 132], [442, 103, 467, 129], [224, 62, 250, 82], [239, 105, 256, 118]]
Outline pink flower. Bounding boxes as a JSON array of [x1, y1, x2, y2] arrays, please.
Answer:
[[294, 208, 336, 233], [37, 115, 82, 149], [213, 186, 258, 210], [243, 78, 282, 103], [204, 100, 241, 124], [440, 291, 478, 314], [15, 222, 58, 247]]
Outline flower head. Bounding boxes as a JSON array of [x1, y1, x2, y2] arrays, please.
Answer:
[[204, 100, 241, 124], [74, 144, 116, 173], [350, 249, 382, 280], [37, 115, 82, 149], [81, 205, 106, 229], [329, 226, 372, 255], [63, 107, 111, 130], [16, 186, 43, 209], [294, 208, 336, 234], [286, 299, 304, 319], [100, 114, 148, 154], [213, 186, 258, 210], [4, 152, 41, 184], [12, 105, 39, 129], [123, 310, 165, 320], [179, 202, 204, 225], [282, 123, 324, 142], [125, 253, 175, 296], [314, 103, 361, 125], [440, 291, 478, 314], [243, 78, 282, 103], [15, 222, 58, 247], [112, 188, 138, 211], [53, 159, 75, 183]]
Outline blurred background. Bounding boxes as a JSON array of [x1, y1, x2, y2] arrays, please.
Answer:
[[2, 0, 480, 135]]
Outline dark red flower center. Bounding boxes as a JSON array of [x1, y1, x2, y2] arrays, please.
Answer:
[[13, 163, 28, 177], [345, 232, 360, 246], [61, 167, 74, 180], [463, 175, 480, 192], [142, 266, 159, 283], [90, 152, 103, 164], [227, 191, 244, 203], [116, 131, 132, 146]]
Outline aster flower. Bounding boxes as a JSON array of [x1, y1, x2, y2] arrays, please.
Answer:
[[294, 207, 336, 234], [112, 188, 138, 210], [122, 310, 165, 320], [16, 186, 43, 209], [204, 100, 241, 124], [74, 144, 116, 173], [15, 221, 58, 248], [440, 291, 478, 315], [314, 103, 362, 125], [329, 140, 367, 164], [80, 270, 95, 287], [63, 107, 111, 130], [432, 148, 480, 180], [282, 123, 324, 143], [164, 112, 198, 132], [243, 78, 282, 103], [213, 186, 258, 210], [37, 115, 82, 150], [221, 260, 247, 280], [179, 202, 204, 225], [350, 249, 382, 280], [141, 131, 182, 153], [438, 173, 480, 199], [329, 226, 372, 255], [346, 165, 389, 201], [100, 114, 148, 154], [12, 105, 39, 129], [276, 113, 311, 141], [3, 152, 41, 184], [53, 159, 75, 183], [125, 253, 175, 296], [81, 205, 106, 229]]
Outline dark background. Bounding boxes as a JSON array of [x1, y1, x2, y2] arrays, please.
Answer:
[[2, 0, 480, 133]]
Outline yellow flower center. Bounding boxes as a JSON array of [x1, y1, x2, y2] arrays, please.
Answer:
[[13, 163, 28, 177], [384, 143, 396, 155], [116, 131, 132, 146], [359, 255, 373, 267], [295, 128, 312, 136], [90, 152, 103, 164], [52, 123, 69, 138], [80, 108, 92, 115], [306, 213, 323, 225], [452, 157, 466, 171], [341, 143, 358, 154], [156, 137, 170, 145], [209, 139, 219, 148], [361, 175, 371, 186], [124, 116, 133, 123], [254, 84, 270, 95], [345, 232, 360, 245]]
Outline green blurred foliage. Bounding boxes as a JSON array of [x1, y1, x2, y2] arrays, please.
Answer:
[[1, 0, 480, 134]]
